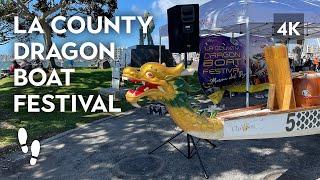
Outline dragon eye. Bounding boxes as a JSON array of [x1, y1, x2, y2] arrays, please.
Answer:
[[146, 72, 154, 78]]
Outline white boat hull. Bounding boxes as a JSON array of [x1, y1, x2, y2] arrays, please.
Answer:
[[219, 107, 320, 140]]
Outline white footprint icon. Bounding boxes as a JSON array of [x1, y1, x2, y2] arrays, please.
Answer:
[[18, 128, 28, 153], [30, 140, 41, 166]]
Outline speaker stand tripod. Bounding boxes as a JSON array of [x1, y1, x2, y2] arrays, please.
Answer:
[[148, 130, 216, 179]]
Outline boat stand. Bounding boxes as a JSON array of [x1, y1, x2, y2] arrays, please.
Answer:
[[148, 130, 216, 179]]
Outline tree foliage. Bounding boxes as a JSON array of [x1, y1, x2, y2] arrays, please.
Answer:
[[0, 0, 118, 67]]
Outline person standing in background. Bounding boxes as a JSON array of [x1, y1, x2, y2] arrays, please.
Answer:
[[303, 54, 312, 71], [292, 44, 302, 72], [313, 55, 319, 72], [9, 60, 21, 76]]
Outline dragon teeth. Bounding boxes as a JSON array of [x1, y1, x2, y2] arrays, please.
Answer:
[[131, 102, 141, 108], [142, 81, 145, 85], [158, 86, 165, 93], [144, 87, 149, 91]]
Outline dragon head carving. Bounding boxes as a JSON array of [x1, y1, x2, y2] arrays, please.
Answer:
[[122, 63, 184, 107]]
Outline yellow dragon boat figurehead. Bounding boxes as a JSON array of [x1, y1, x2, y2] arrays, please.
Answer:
[[123, 62, 224, 140]]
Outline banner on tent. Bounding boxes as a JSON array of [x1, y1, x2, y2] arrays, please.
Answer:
[[238, 35, 272, 85], [198, 35, 272, 103], [198, 35, 246, 95]]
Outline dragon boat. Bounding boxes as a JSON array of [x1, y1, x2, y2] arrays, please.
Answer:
[[122, 45, 320, 141]]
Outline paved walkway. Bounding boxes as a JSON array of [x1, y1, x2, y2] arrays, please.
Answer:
[[1, 107, 320, 179]]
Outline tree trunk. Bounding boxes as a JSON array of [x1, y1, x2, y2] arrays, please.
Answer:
[[40, 18, 59, 69]]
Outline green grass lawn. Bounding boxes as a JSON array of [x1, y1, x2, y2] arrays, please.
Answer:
[[0, 68, 134, 151], [0, 67, 201, 154]]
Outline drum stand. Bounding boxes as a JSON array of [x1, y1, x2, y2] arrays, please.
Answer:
[[148, 130, 216, 179]]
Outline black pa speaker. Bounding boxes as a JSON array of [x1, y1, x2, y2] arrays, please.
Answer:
[[167, 4, 199, 53]]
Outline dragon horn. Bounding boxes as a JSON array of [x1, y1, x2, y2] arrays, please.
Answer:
[[166, 63, 184, 76]]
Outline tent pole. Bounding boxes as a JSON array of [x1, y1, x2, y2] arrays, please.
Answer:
[[246, 17, 250, 107], [159, 36, 162, 64]]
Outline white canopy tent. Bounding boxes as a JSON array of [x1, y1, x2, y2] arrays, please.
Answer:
[[159, 0, 320, 106], [160, 0, 320, 36]]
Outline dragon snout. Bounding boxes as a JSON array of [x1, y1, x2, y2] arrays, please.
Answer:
[[123, 67, 140, 79]]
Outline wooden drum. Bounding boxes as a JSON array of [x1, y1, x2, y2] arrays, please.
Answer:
[[293, 72, 320, 107]]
